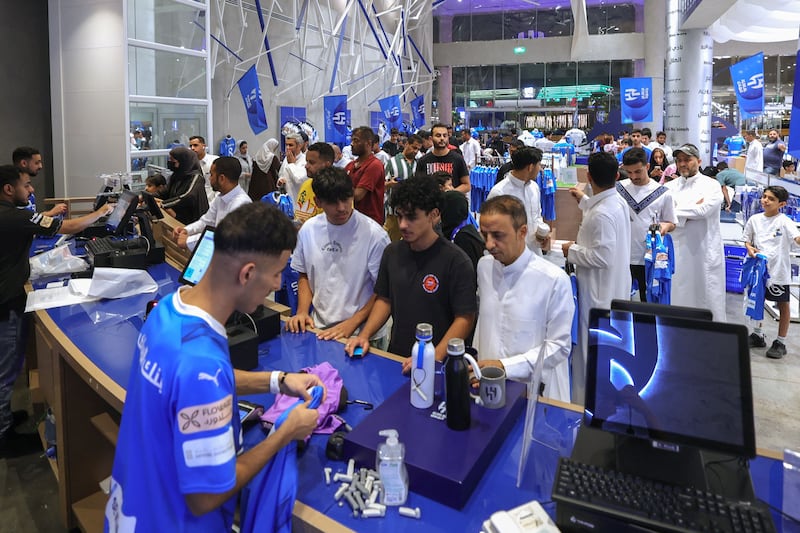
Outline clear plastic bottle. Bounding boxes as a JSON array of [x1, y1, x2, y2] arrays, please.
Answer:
[[376, 429, 408, 506], [410, 323, 435, 409]]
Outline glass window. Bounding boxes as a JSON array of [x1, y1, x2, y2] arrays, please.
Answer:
[[504, 10, 541, 40], [128, 46, 207, 99], [452, 15, 471, 42], [129, 102, 207, 150], [496, 65, 519, 91], [471, 13, 503, 41], [587, 4, 639, 35], [128, 0, 206, 51]]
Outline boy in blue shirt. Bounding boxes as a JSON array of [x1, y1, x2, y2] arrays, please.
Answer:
[[743, 186, 800, 359]]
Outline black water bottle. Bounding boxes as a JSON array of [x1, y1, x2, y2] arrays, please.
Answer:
[[444, 338, 471, 430]]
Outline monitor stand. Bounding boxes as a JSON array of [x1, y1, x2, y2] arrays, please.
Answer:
[[570, 425, 755, 501]]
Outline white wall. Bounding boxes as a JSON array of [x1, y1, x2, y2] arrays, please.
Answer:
[[49, 0, 128, 197]]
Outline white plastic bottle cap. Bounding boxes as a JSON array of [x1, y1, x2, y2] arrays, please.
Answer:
[[536, 223, 550, 239]]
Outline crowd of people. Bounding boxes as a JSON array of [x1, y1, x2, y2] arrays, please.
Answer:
[[2, 120, 799, 528]]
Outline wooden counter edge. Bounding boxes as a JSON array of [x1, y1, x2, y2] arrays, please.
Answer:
[[293, 501, 355, 533]]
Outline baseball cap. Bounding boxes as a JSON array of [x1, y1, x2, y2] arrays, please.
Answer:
[[673, 143, 700, 159]]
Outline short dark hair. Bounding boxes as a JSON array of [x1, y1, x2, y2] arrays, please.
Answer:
[[407, 134, 423, 145], [239, 140, 248, 149], [431, 123, 448, 134], [587, 152, 619, 188], [782, 160, 795, 170], [312, 167, 354, 203], [764, 185, 789, 203], [189, 135, 206, 145], [145, 174, 167, 187], [351, 126, 374, 141], [621, 147, 648, 166], [12, 146, 39, 166], [509, 139, 525, 149], [431, 170, 453, 189], [307, 142, 335, 163], [390, 176, 443, 214], [213, 156, 242, 182], [215, 203, 296, 257], [511, 146, 543, 170], [656, 131, 666, 137], [390, 127, 399, 134], [631, 128, 642, 135], [480, 194, 527, 231], [417, 129, 431, 140], [0, 164, 21, 189], [716, 161, 729, 170], [641, 127, 652, 137]]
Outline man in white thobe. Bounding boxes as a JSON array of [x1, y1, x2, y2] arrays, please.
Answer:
[[563, 152, 631, 405], [664, 144, 726, 321], [276, 132, 308, 204], [487, 146, 550, 254], [475, 195, 574, 403]]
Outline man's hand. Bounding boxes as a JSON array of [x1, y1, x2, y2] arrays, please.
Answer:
[[101, 203, 116, 216], [536, 233, 552, 251], [569, 187, 585, 202], [172, 226, 188, 240], [746, 245, 759, 258], [276, 177, 286, 188], [285, 150, 297, 164], [401, 357, 412, 375], [286, 313, 315, 333], [278, 402, 319, 441], [279, 372, 325, 402], [345, 336, 370, 359], [44, 203, 68, 217], [696, 197, 704, 205], [658, 222, 675, 235], [562, 240, 574, 256], [317, 317, 359, 341]]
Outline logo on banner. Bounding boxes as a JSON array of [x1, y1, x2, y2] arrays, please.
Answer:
[[379, 95, 403, 130], [730, 53, 764, 119], [237, 66, 268, 134], [620, 78, 653, 123], [324, 95, 348, 144]]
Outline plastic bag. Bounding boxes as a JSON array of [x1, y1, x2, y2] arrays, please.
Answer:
[[29, 245, 89, 279]]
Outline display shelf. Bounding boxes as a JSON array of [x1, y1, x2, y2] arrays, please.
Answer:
[[72, 490, 106, 533], [89, 413, 119, 447], [38, 421, 58, 481]]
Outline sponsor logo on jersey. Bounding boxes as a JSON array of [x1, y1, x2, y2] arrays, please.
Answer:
[[177, 394, 233, 434], [30, 212, 54, 228], [182, 427, 236, 467]]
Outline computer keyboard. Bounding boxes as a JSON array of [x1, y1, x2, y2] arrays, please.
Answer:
[[552, 457, 775, 533], [86, 237, 119, 256]]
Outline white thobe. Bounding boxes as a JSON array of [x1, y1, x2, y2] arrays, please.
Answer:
[[745, 140, 763, 174], [487, 173, 545, 253], [568, 187, 631, 405], [278, 151, 308, 204], [184, 185, 252, 250], [474, 249, 574, 403], [200, 153, 219, 203], [664, 173, 726, 321]]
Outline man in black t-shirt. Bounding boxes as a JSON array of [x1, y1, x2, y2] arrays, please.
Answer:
[[346, 177, 477, 372], [416, 123, 471, 195], [0, 165, 113, 457]]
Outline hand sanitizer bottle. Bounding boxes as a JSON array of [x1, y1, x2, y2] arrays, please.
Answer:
[[377, 429, 408, 506]]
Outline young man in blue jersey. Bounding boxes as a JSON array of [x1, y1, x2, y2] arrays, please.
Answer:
[[105, 203, 323, 531]]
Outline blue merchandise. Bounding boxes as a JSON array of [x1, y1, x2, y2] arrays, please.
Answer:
[[538, 168, 557, 221], [552, 141, 575, 165], [723, 135, 746, 157], [219, 136, 237, 157], [643, 232, 675, 304], [740, 254, 769, 321], [240, 387, 324, 533], [105, 291, 240, 532]]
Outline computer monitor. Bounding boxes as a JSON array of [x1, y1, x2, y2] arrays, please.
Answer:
[[139, 191, 164, 220], [610, 299, 713, 321], [584, 308, 755, 459], [105, 190, 139, 235], [179, 226, 215, 286]]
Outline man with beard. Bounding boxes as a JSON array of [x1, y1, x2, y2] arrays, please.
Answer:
[[346, 126, 385, 225], [294, 142, 335, 225], [415, 123, 471, 196], [664, 144, 726, 321], [12, 147, 67, 217], [0, 165, 114, 457], [276, 132, 307, 204], [189, 136, 219, 203]]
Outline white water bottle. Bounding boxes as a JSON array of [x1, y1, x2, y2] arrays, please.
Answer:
[[410, 323, 435, 408]]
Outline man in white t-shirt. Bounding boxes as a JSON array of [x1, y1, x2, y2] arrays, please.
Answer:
[[172, 156, 251, 251], [189, 135, 218, 203], [287, 166, 390, 346], [647, 131, 674, 164], [460, 129, 482, 170], [618, 148, 676, 301]]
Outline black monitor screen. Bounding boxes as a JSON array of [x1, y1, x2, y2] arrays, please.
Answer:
[[105, 190, 138, 234], [179, 226, 215, 286], [140, 191, 164, 219], [585, 308, 755, 458]]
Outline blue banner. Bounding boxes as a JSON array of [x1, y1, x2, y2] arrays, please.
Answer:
[[619, 77, 653, 124], [378, 95, 403, 130], [730, 53, 765, 120], [789, 42, 800, 160], [323, 95, 349, 145], [410, 94, 425, 129], [237, 66, 268, 134]]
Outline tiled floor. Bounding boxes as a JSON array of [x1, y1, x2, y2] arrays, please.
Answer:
[[1, 290, 799, 532]]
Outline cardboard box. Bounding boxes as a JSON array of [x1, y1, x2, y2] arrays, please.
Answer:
[[343, 379, 526, 509]]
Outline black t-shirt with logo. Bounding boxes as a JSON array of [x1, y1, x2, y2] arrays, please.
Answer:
[[0, 201, 61, 310], [415, 150, 469, 186], [375, 236, 477, 356]]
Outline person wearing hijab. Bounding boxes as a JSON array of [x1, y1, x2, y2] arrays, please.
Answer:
[[161, 147, 209, 224], [249, 138, 281, 202], [440, 190, 485, 273]]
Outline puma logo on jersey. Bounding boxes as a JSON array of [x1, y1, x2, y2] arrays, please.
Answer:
[[198, 368, 222, 387]]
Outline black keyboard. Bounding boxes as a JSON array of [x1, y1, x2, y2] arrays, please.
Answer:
[[552, 457, 775, 533], [86, 237, 135, 256]]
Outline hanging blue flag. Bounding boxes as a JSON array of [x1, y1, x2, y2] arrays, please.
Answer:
[[410, 94, 425, 129], [789, 35, 800, 160], [237, 66, 268, 134], [324, 95, 349, 145], [730, 53, 765, 120], [379, 95, 403, 130], [619, 77, 653, 123]]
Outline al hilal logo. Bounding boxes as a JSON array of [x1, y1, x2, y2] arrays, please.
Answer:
[[422, 274, 440, 293]]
